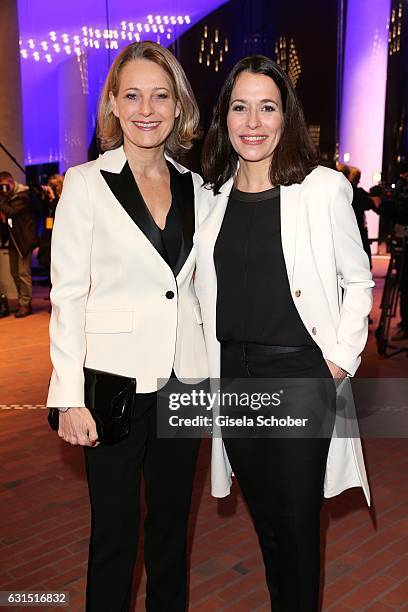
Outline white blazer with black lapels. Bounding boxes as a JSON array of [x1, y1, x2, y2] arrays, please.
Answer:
[[47, 145, 211, 407]]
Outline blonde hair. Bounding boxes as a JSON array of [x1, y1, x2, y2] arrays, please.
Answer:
[[336, 162, 350, 179], [348, 166, 361, 186], [97, 41, 200, 156], [47, 174, 64, 198]]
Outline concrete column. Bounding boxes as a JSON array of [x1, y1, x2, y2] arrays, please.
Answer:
[[340, 0, 391, 246], [58, 54, 88, 172], [0, 0, 25, 183]]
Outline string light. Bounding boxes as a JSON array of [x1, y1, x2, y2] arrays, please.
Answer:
[[199, 25, 229, 72], [275, 36, 302, 88], [389, 2, 403, 56], [20, 15, 191, 62]]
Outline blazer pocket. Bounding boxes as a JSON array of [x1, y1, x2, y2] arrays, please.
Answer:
[[193, 302, 203, 324], [85, 310, 133, 333]]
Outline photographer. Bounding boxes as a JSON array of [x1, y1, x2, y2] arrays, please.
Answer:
[[0, 171, 37, 318], [348, 167, 379, 268], [37, 174, 64, 284]]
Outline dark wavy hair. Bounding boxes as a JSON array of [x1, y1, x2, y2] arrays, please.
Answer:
[[202, 55, 318, 194]]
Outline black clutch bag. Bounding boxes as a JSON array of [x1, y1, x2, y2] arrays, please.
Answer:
[[48, 367, 137, 446]]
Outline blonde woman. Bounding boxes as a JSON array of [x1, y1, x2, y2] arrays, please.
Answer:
[[47, 42, 208, 611]]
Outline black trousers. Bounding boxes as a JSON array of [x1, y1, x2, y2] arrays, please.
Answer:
[[84, 392, 200, 612], [221, 342, 336, 612]]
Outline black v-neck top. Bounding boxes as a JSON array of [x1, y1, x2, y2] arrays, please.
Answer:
[[100, 159, 194, 277], [214, 186, 314, 346], [135, 161, 183, 274], [159, 199, 182, 272]]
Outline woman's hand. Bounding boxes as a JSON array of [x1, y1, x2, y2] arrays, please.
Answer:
[[58, 407, 100, 447], [325, 359, 348, 386]]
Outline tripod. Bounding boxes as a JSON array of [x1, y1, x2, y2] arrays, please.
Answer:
[[376, 234, 408, 357]]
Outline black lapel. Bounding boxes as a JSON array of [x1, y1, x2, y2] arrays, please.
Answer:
[[100, 162, 168, 263], [168, 162, 195, 277]]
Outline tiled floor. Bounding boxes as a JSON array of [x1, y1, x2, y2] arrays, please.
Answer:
[[0, 257, 407, 611]]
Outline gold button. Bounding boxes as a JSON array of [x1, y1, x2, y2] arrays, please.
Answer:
[[295, 289, 301, 298], [312, 327, 317, 335]]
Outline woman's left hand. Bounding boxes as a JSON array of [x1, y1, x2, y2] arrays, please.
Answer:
[[325, 359, 347, 386]]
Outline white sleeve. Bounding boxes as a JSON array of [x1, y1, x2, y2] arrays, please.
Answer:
[[47, 167, 93, 407], [326, 172, 374, 375]]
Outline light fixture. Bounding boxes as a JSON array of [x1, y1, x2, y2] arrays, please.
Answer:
[[20, 15, 191, 62], [389, 2, 403, 56], [275, 36, 301, 88], [199, 25, 229, 72]]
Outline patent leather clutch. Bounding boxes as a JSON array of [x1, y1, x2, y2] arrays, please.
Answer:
[[48, 367, 137, 445]]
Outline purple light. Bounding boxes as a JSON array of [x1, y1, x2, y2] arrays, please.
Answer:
[[340, 0, 391, 189], [17, 0, 230, 167]]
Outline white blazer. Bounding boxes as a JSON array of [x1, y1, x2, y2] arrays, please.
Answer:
[[193, 166, 374, 504], [47, 146, 208, 407]]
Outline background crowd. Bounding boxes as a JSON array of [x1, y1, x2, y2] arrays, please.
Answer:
[[1, 159, 407, 344]]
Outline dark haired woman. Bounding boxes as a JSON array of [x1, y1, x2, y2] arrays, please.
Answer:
[[194, 56, 373, 610]]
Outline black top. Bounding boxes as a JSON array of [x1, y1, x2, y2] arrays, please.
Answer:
[[101, 159, 194, 277], [159, 198, 182, 272], [214, 186, 314, 346]]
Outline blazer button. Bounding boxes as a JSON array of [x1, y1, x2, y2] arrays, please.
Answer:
[[165, 291, 175, 299], [312, 326, 317, 335], [295, 289, 301, 298]]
